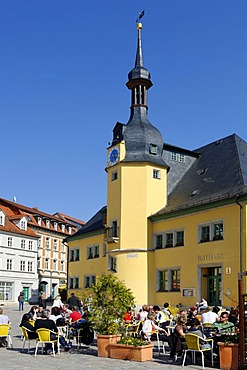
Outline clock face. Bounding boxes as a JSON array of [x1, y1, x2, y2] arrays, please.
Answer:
[[108, 147, 120, 166]]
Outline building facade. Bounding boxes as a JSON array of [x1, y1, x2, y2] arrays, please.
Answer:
[[0, 198, 84, 304], [67, 22, 247, 308]]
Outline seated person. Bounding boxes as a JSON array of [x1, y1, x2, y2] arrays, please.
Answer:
[[212, 311, 235, 355], [28, 306, 39, 321], [212, 312, 235, 334], [123, 307, 133, 323], [62, 304, 72, 321], [228, 307, 239, 327], [201, 307, 218, 324], [35, 309, 58, 354], [0, 307, 10, 347], [187, 306, 198, 326], [50, 306, 65, 326], [153, 305, 170, 329], [137, 305, 148, 321], [197, 298, 208, 313], [20, 313, 38, 339], [188, 318, 212, 349], [170, 315, 188, 359], [69, 306, 82, 323], [142, 312, 173, 349]]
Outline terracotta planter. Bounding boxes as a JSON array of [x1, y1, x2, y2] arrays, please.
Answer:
[[218, 342, 239, 370], [109, 343, 153, 362], [97, 334, 122, 357]]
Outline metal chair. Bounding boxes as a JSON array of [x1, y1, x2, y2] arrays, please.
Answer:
[[21, 326, 37, 353], [182, 333, 214, 369], [34, 328, 59, 357], [0, 324, 13, 348]]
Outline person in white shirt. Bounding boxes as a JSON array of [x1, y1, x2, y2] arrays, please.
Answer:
[[201, 307, 218, 324], [197, 298, 208, 313], [142, 312, 173, 349], [0, 307, 10, 347], [52, 295, 64, 310]]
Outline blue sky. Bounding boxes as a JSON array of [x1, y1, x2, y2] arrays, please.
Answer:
[[1, 1, 247, 222]]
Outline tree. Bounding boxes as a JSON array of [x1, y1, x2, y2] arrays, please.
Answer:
[[88, 274, 135, 335]]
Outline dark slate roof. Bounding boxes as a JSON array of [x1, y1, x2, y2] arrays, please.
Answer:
[[68, 206, 106, 238], [122, 106, 169, 168], [155, 134, 247, 216]]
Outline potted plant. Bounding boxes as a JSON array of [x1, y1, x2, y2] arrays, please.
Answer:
[[218, 333, 239, 370], [109, 336, 153, 362], [88, 274, 135, 357]]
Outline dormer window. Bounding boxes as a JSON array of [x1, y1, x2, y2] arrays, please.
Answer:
[[46, 220, 50, 228], [37, 217, 42, 226], [54, 222, 58, 231], [68, 227, 72, 235], [149, 144, 157, 155], [0, 211, 5, 226], [61, 224, 65, 232], [20, 218, 26, 230]]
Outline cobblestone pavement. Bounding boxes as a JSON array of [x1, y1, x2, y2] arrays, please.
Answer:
[[0, 304, 214, 370]]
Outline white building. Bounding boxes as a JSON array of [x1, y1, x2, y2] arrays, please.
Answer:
[[0, 198, 84, 304], [0, 208, 39, 304]]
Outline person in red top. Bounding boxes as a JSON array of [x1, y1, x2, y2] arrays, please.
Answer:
[[123, 307, 133, 323], [69, 306, 82, 322]]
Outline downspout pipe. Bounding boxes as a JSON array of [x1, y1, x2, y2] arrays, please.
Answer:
[[236, 194, 243, 273]]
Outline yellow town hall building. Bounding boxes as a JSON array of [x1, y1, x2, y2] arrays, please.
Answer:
[[67, 22, 247, 308]]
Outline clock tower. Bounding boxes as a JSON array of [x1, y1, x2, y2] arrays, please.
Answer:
[[106, 22, 169, 304]]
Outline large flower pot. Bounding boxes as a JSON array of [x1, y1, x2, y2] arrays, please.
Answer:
[[97, 334, 122, 358], [109, 343, 153, 362], [218, 342, 239, 370]]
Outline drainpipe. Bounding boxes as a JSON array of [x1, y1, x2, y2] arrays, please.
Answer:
[[236, 195, 244, 369], [236, 194, 243, 273]]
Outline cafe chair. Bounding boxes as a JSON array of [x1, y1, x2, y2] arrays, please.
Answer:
[[0, 324, 13, 348], [21, 326, 37, 353], [182, 333, 214, 369], [34, 328, 59, 357]]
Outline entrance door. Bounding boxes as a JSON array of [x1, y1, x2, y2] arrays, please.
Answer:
[[207, 267, 221, 306], [23, 287, 29, 302]]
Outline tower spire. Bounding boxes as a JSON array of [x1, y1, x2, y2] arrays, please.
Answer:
[[126, 21, 152, 109], [135, 22, 143, 68]]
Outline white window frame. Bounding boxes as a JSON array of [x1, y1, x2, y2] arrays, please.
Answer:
[[156, 267, 181, 292], [6, 259, 12, 270], [46, 220, 50, 228], [54, 222, 58, 231], [8, 237, 13, 247], [154, 229, 184, 249], [54, 239, 58, 251], [21, 239, 26, 249], [153, 169, 161, 179], [198, 220, 224, 243], [87, 245, 99, 259], [28, 261, 33, 272], [29, 241, 33, 250], [84, 275, 96, 288], [108, 255, 117, 272], [111, 170, 118, 181], [20, 260, 25, 271], [0, 211, 5, 226]]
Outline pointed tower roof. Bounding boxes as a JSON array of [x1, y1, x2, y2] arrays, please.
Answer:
[[121, 22, 168, 168], [126, 22, 152, 89]]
